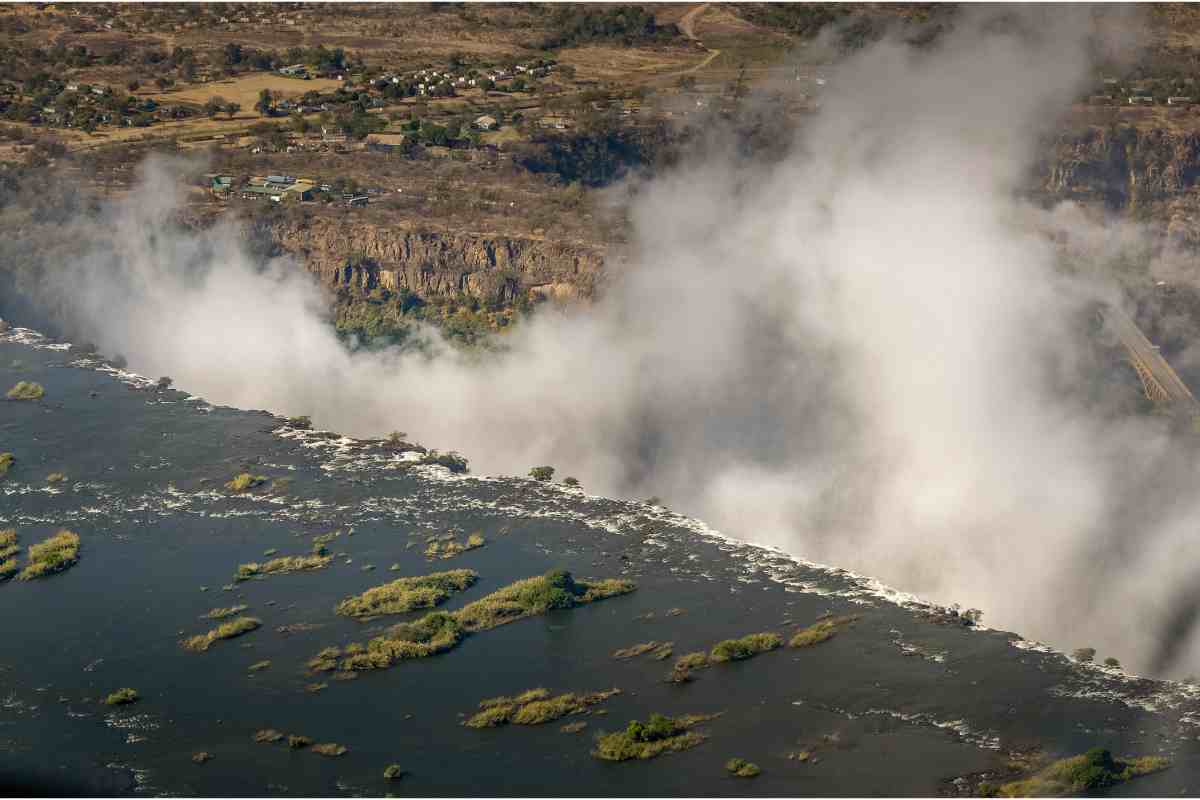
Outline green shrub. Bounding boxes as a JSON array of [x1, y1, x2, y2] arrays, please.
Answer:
[[710, 632, 782, 662], [285, 415, 313, 429], [1104, 657, 1121, 668], [0, 558, 17, 581], [335, 569, 477, 618], [183, 616, 262, 651], [562, 476, 581, 487], [421, 450, 469, 473], [0, 528, 18, 560], [225, 472, 267, 493], [45, 472, 66, 484], [0, 453, 12, 477], [319, 571, 635, 673], [18, 529, 80, 580], [789, 615, 859, 648], [1073, 647, 1097, 663], [592, 713, 714, 761], [6, 381, 44, 401], [104, 688, 139, 706], [725, 757, 761, 777], [383, 764, 405, 780], [528, 465, 555, 481], [997, 749, 1170, 796]]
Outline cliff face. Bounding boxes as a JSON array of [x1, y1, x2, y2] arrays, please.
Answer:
[[1040, 125, 1200, 209], [257, 215, 607, 305]]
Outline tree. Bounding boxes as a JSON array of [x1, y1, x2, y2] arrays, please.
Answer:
[[1072, 647, 1096, 663], [204, 95, 227, 117], [528, 466, 555, 482], [255, 88, 274, 116]]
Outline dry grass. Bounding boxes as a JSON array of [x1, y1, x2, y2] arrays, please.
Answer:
[[334, 568, 477, 619], [465, 688, 620, 728], [202, 604, 249, 619], [236, 553, 331, 580], [183, 616, 262, 651], [150, 73, 345, 111], [18, 529, 80, 580]]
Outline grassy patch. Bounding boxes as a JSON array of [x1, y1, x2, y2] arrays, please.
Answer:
[[0, 453, 12, 477], [725, 757, 761, 777], [383, 764, 405, 780], [614, 641, 673, 660], [6, 381, 44, 401], [236, 553, 331, 581], [0, 528, 18, 560], [104, 688, 139, 706], [288, 735, 313, 749], [248, 660, 271, 673], [0, 558, 17, 581], [668, 651, 711, 683], [593, 713, 719, 762], [990, 749, 1170, 797], [335, 569, 477, 619], [46, 472, 66, 484], [203, 604, 249, 619], [225, 472, 268, 493], [789, 614, 859, 648], [710, 632, 782, 663], [425, 533, 486, 560], [183, 616, 262, 651], [254, 729, 284, 743], [465, 688, 620, 728], [315, 571, 635, 673], [18, 529, 80, 581]]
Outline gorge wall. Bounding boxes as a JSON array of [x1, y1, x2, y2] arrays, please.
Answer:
[[253, 214, 607, 306]]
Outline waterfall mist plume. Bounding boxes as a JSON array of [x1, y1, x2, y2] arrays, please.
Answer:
[[10, 6, 1200, 678]]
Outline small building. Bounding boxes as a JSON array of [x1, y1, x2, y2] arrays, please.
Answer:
[[210, 175, 235, 196], [1168, 96, 1194, 106], [473, 114, 498, 131], [346, 195, 369, 207], [1128, 95, 1155, 105], [279, 64, 307, 77]]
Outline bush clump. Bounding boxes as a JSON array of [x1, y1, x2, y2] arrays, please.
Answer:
[[18, 529, 80, 580], [46, 472, 66, 484], [285, 415, 313, 430], [465, 688, 620, 728], [0, 558, 17, 582], [710, 632, 782, 663], [789, 615, 859, 648], [254, 729, 285, 743], [236, 554, 331, 581], [6, 381, 44, 401], [725, 757, 761, 777], [104, 688, 139, 706], [0, 528, 18, 560], [316, 571, 636, 673], [288, 734, 312, 749], [994, 748, 1169, 797], [383, 764, 405, 780], [183, 616, 262, 651], [335, 569, 478, 619], [528, 465, 555, 482], [592, 713, 716, 761], [668, 651, 711, 683], [0, 453, 12, 478], [420, 450, 469, 473], [225, 473, 268, 493], [1072, 647, 1097, 663]]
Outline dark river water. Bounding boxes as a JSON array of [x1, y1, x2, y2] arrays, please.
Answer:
[[3, 325, 1200, 797]]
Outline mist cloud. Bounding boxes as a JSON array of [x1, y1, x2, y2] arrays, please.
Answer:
[[15, 5, 1200, 677]]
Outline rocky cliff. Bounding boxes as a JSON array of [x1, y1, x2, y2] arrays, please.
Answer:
[[1039, 123, 1200, 211], [256, 215, 607, 305]]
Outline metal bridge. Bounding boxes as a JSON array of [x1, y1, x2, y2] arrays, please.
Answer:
[[1101, 306, 1200, 419]]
